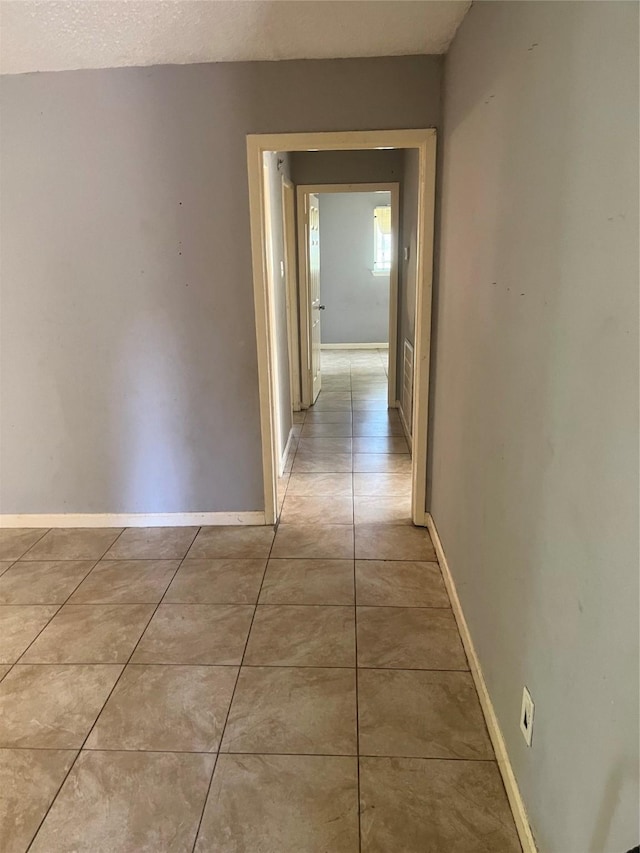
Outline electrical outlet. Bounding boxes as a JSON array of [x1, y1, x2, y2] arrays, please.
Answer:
[[520, 686, 535, 746]]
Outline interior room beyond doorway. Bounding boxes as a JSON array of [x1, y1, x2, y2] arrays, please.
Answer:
[[318, 191, 392, 350]]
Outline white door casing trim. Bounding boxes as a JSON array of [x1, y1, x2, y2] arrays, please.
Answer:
[[282, 177, 301, 411], [247, 130, 437, 526]]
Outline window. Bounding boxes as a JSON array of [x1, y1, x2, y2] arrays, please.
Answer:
[[373, 205, 392, 275]]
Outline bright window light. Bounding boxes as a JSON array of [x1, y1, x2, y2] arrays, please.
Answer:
[[373, 205, 392, 274]]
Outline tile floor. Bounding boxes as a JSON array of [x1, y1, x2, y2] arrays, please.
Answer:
[[0, 349, 521, 852]]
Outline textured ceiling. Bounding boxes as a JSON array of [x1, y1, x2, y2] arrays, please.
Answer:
[[0, 0, 471, 75]]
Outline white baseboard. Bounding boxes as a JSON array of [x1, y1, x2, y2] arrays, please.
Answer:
[[426, 513, 537, 853], [321, 342, 389, 350], [279, 428, 295, 477], [396, 399, 413, 452], [0, 512, 267, 528]]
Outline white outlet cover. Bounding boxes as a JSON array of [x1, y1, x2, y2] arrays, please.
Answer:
[[520, 686, 535, 747]]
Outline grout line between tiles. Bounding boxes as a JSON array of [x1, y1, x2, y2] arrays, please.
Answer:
[[11, 527, 50, 561], [23, 532, 197, 852], [7, 545, 117, 676], [5, 744, 498, 762], [0, 662, 470, 673], [189, 520, 278, 852]]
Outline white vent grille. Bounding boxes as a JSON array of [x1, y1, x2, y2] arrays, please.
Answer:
[[401, 339, 414, 438]]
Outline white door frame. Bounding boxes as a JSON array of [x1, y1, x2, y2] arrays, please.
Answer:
[[247, 129, 437, 526], [296, 182, 399, 410], [281, 177, 301, 412]]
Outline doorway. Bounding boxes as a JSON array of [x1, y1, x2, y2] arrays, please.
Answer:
[[296, 183, 400, 411], [247, 130, 437, 527]]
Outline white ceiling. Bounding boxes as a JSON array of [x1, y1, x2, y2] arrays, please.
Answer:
[[0, 0, 471, 75]]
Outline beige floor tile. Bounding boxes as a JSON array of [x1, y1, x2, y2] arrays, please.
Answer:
[[0, 664, 122, 748], [68, 560, 179, 604], [30, 750, 215, 853], [21, 604, 153, 664], [278, 472, 290, 489], [0, 666, 10, 681], [0, 562, 15, 577], [353, 436, 409, 454], [301, 422, 353, 437], [353, 472, 411, 497], [350, 391, 387, 401], [281, 495, 354, 525], [0, 748, 78, 853], [303, 410, 352, 423], [351, 401, 389, 412], [244, 605, 355, 666], [260, 559, 354, 605], [354, 495, 412, 525], [286, 473, 353, 496], [353, 453, 412, 474], [350, 383, 391, 394], [351, 392, 388, 403], [358, 669, 493, 759], [355, 524, 436, 561], [318, 380, 352, 392], [131, 604, 253, 664], [187, 526, 274, 559], [103, 526, 198, 560], [195, 754, 359, 853], [355, 560, 450, 608], [357, 607, 467, 670], [0, 561, 95, 605], [23, 528, 123, 560], [311, 399, 353, 411], [291, 452, 353, 473], [0, 529, 48, 561], [352, 410, 400, 423], [0, 605, 59, 663], [86, 664, 237, 752], [164, 558, 266, 604], [221, 666, 357, 755], [277, 474, 290, 504], [352, 421, 405, 436], [359, 756, 521, 853], [278, 473, 290, 490], [315, 391, 352, 401], [271, 524, 354, 559], [297, 437, 353, 454]]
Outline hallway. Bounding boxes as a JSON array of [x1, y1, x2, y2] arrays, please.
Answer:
[[0, 350, 520, 852]]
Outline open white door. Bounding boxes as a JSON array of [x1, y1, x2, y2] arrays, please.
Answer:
[[308, 193, 322, 403]]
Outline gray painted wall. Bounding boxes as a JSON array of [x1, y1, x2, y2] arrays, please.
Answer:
[[0, 55, 442, 513], [318, 191, 390, 344], [264, 152, 292, 461], [290, 149, 403, 185], [431, 3, 639, 851]]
